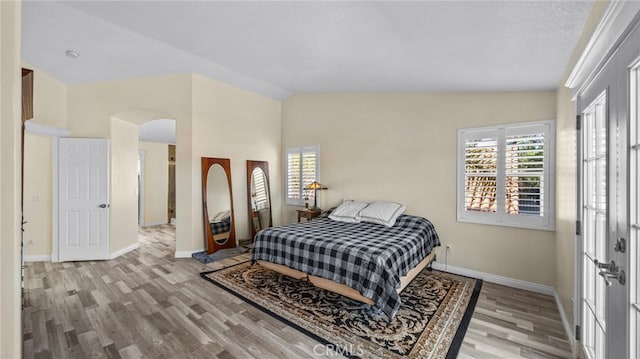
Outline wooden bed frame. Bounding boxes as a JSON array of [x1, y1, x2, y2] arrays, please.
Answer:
[[213, 231, 230, 243], [256, 250, 436, 305]]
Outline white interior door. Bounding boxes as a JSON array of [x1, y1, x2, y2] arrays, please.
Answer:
[[59, 138, 109, 261]]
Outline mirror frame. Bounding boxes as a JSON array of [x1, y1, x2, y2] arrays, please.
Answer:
[[246, 160, 273, 239], [201, 157, 236, 254]]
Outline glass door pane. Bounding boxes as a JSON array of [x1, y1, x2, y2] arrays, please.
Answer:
[[582, 91, 608, 359], [630, 65, 640, 359]]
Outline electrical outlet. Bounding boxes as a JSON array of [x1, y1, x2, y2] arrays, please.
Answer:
[[445, 244, 452, 253]]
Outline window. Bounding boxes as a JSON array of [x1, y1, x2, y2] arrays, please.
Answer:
[[251, 170, 268, 210], [286, 145, 319, 205], [457, 120, 555, 230]]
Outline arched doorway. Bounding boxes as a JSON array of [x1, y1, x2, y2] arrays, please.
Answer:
[[110, 110, 177, 252]]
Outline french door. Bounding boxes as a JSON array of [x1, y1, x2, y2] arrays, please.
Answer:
[[579, 91, 613, 359], [630, 60, 640, 359], [577, 16, 640, 359]]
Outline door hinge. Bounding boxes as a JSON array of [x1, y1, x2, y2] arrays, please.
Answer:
[[575, 325, 581, 341], [576, 114, 581, 131], [576, 220, 581, 236]]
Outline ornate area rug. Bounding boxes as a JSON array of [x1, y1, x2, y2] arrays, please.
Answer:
[[200, 262, 481, 358]]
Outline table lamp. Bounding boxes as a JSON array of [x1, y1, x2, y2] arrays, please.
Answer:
[[303, 181, 327, 209]]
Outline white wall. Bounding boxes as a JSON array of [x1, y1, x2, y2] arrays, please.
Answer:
[[0, 0, 23, 356], [283, 91, 558, 286], [138, 141, 169, 226]]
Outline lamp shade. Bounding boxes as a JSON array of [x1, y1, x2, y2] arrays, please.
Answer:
[[304, 181, 328, 190]]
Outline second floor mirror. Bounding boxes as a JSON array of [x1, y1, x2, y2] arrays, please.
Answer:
[[246, 160, 272, 239], [202, 157, 236, 254]]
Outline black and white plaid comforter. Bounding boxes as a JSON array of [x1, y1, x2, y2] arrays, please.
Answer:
[[251, 212, 440, 318], [210, 217, 231, 234]]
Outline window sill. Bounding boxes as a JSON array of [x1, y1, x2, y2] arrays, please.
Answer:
[[457, 217, 555, 232]]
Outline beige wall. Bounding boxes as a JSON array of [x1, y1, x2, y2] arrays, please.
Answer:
[[23, 134, 53, 257], [283, 91, 557, 286], [191, 74, 282, 250], [0, 0, 23, 356], [65, 73, 281, 255], [22, 63, 68, 258], [67, 74, 194, 254], [110, 118, 140, 253], [67, 75, 192, 138], [554, 1, 609, 329], [23, 62, 68, 128], [139, 141, 169, 225]]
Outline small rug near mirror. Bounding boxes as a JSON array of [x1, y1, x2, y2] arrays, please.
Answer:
[[191, 247, 249, 264], [200, 262, 481, 359]]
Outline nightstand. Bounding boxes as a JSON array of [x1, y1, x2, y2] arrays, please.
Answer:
[[297, 208, 321, 222]]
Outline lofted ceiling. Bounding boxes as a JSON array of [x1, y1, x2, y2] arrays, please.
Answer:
[[22, 1, 594, 100]]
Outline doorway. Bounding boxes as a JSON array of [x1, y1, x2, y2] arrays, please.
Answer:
[[137, 119, 176, 231]]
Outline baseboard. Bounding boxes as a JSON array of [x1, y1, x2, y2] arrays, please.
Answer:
[[431, 262, 555, 295], [554, 290, 577, 358], [24, 254, 51, 262], [175, 248, 203, 258], [140, 221, 168, 227], [110, 242, 140, 259], [431, 262, 577, 355]]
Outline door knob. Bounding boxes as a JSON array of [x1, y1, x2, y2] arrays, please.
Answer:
[[99, 204, 110, 208], [595, 258, 626, 286], [599, 269, 626, 286], [593, 259, 617, 271], [598, 271, 613, 286]]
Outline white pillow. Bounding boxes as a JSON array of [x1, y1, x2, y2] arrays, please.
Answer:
[[359, 201, 406, 227], [212, 209, 231, 222], [329, 200, 369, 223]]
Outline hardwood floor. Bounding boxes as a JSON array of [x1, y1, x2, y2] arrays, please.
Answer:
[[23, 225, 572, 358]]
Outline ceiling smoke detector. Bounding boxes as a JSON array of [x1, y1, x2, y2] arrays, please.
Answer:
[[65, 50, 79, 59]]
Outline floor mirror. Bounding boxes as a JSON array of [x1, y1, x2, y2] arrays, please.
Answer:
[[201, 157, 236, 254], [246, 160, 272, 239]]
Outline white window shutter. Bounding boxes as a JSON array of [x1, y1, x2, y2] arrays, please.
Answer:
[[463, 136, 498, 213], [252, 170, 268, 209], [286, 145, 320, 205], [457, 120, 554, 231], [505, 132, 545, 216], [286, 149, 301, 202]]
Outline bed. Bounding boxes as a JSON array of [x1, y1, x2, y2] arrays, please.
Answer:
[[210, 216, 231, 242], [251, 210, 440, 318]]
